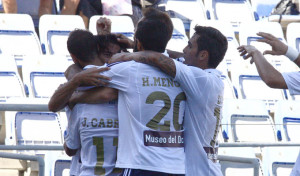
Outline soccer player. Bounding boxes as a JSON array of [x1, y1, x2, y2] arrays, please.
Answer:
[[61, 29, 120, 176], [108, 25, 228, 175], [237, 32, 300, 176], [68, 8, 186, 175]]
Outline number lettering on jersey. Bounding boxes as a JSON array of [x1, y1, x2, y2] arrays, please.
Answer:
[[146, 91, 186, 131], [210, 95, 223, 147], [93, 137, 121, 175]]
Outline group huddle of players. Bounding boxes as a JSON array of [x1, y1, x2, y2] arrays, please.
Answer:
[[49, 7, 228, 176]]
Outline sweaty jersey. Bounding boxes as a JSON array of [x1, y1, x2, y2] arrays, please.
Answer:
[[174, 60, 224, 176], [282, 72, 300, 95], [95, 61, 186, 174], [65, 98, 121, 176]]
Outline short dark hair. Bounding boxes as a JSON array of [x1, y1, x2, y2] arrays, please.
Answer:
[[194, 26, 228, 68], [67, 29, 98, 62], [135, 8, 173, 52], [94, 34, 125, 52]]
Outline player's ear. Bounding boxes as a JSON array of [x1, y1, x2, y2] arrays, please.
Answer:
[[198, 50, 209, 60]]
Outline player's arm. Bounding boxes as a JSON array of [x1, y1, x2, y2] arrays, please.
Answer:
[[48, 67, 111, 112], [68, 87, 118, 109], [64, 142, 77, 156], [257, 32, 300, 67], [109, 51, 176, 77], [238, 45, 288, 89], [167, 49, 184, 59]]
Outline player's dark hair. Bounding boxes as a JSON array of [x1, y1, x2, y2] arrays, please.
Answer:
[[135, 8, 173, 52], [94, 34, 126, 52], [67, 29, 98, 62], [194, 26, 228, 68], [142, 7, 173, 41]]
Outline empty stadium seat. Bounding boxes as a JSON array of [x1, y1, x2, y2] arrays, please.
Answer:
[[231, 60, 287, 112], [44, 152, 71, 176], [166, 0, 208, 30], [286, 22, 300, 52], [0, 55, 26, 99], [15, 112, 62, 145], [261, 147, 298, 176], [274, 100, 300, 142], [39, 15, 85, 57], [239, 21, 286, 64], [190, 20, 241, 71], [219, 147, 262, 176], [204, 0, 256, 32], [89, 15, 135, 40], [0, 14, 42, 66], [22, 55, 70, 98], [222, 99, 276, 142], [166, 18, 189, 52], [250, 0, 280, 19], [217, 61, 238, 99]]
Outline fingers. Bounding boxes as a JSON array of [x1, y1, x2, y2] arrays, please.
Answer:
[[257, 38, 272, 45], [237, 45, 251, 60], [257, 32, 276, 40], [263, 50, 275, 55]]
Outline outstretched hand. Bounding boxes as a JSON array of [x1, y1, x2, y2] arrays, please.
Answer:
[[237, 45, 261, 64], [257, 32, 288, 56], [73, 67, 111, 86]]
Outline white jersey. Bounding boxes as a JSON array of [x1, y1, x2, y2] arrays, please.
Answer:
[[282, 72, 300, 176], [95, 61, 186, 174], [282, 72, 300, 95], [291, 150, 300, 176], [65, 106, 81, 176], [174, 60, 224, 176], [65, 100, 121, 176]]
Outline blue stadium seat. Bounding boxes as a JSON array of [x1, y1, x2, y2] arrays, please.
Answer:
[[39, 15, 85, 57], [231, 51, 287, 112], [217, 61, 238, 99], [44, 152, 72, 176], [262, 147, 298, 176], [22, 55, 70, 98], [0, 55, 26, 99], [204, 0, 256, 32], [274, 100, 300, 142], [222, 99, 276, 142], [166, 0, 208, 31], [219, 147, 262, 176], [166, 18, 189, 52], [0, 14, 42, 67], [287, 23, 300, 52], [239, 21, 286, 65]]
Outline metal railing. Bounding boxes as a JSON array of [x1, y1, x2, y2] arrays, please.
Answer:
[[0, 99, 299, 176]]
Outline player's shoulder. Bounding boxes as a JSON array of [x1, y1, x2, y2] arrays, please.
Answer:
[[107, 60, 135, 68]]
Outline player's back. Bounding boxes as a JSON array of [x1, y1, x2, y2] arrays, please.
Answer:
[[72, 101, 121, 176], [106, 61, 186, 174]]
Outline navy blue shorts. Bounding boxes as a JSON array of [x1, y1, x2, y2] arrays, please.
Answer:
[[122, 168, 185, 176]]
